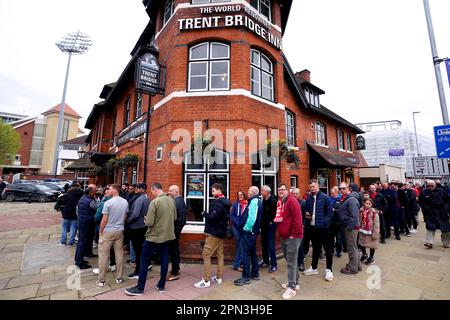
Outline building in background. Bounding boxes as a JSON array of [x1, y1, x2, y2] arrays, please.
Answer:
[[359, 164, 406, 187], [0, 111, 28, 124], [355, 120, 436, 176], [59, 135, 88, 174], [0, 103, 83, 179]]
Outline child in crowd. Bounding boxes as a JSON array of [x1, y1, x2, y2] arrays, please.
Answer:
[[358, 198, 380, 265]]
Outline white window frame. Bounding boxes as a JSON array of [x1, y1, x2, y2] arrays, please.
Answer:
[[315, 121, 327, 146], [136, 93, 143, 119], [250, 0, 272, 22], [338, 129, 345, 151], [250, 49, 274, 102], [290, 176, 298, 188], [156, 146, 163, 161], [188, 42, 230, 92], [163, 0, 174, 26], [346, 133, 352, 152], [285, 110, 295, 147]]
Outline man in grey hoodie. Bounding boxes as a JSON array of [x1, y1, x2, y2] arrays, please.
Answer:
[[126, 183, 151, 279], [338, 182, 361, 274]]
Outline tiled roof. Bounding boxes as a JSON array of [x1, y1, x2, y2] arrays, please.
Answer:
[[42, 103, 81, 119]]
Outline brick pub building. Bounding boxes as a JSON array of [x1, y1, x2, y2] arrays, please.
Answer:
[[85, 0, 367, 262]]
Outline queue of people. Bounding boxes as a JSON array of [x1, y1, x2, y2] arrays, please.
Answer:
[[54, 178, 449, 300]]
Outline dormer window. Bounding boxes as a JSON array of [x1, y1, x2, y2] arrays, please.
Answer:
[[250, 0, 272, 22], [304, 87, 320, 107]]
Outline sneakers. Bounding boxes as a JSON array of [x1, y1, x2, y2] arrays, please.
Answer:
[[282, 282, 300, 290], [340, 268, 358, 275], [234, 278, 251, 286], [268, 266, 277, 273], [194, 278, 211, 288], [395, 235, 401, 240], [127, 272, 139, 280], [303, 267, 319, 276], [109, 265, 116, 272], [211, 276, 223, 285], [79, 264, 92, 270], [252, 275, 260, 281], [93, 268, 99, 274], [410, 229, 418, 234], [282, 288, 297, 299], [57, 242, 66, 247], [116, 278, 124, 284], [155, 285, 165, 293], [424, 243, 433, 249], [96, 280, 106, 287], [124, 286, 143, 296], [365, 258, 375, 265], [167, 273, 180, 281], [325, 269, 333, 282], [148, 264, 153, 271], [405, 233, 411, 237], [360, 254, 368, 263], [258, 261, 269, 268]]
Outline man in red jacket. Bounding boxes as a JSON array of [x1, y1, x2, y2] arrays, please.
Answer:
[[275, 184, 303, 299]]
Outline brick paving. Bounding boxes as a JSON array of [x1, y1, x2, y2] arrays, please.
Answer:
[[0, 202, 449, 300]]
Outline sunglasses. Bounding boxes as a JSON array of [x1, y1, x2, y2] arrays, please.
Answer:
[[339, 187, 347, 190]]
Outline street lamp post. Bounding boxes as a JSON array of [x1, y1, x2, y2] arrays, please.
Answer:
[[53, 31, 92, 177], [423, 0, 449, 125], [413, 111, 421, 156]]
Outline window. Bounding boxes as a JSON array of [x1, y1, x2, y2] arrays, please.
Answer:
[[290, 176, 298, 189], [156, 146, 163, 161], [62, 119, 70, 142], [111, 113, 117, 146], [135, 93, 143, 119], [315, 121, 327, 146], [251, 152, 277, 195], [336, 169, 342, 186], [188, 42, 230, 92], [250, 0, 272, 22], [192, 0, 231, 3], [346, 133, 352, 151], [337, 129, 345, 150], [124, 97, 131, 127], [163, 0, 174, 26], [250, 49, 274, 101], [317, 168, 329, 195], [285, 110, 295, 146], [304, 87, 320, 107]]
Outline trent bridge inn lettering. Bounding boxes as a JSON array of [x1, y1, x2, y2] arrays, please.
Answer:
[[178, 5, 283, 50]]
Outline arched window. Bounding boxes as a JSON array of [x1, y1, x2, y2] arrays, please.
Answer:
[[188, 42, 230, 92], [337, 129, 345, 150], [285, 110, 295, 146], [346, 132, 352, 151], [315, 121, 327, 146], [250, 49, 274, 101]]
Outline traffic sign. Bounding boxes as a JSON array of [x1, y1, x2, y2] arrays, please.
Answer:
[[413, 156, 450, 177], [434, 125, 450, 158]]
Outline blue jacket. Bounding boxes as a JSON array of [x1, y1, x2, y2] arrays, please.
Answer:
[[305, 191, 333, 229], [239, 195, 262, 235], [77, 195, 98, 224], [230, 200, 246, 228], [380, 188, 398, 215]]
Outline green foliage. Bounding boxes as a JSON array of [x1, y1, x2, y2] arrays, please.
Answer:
[[0, 120, 21, 165], [266, 138, 300, 168], [116, 153, 139, 169], [87, 166, 104, 177]]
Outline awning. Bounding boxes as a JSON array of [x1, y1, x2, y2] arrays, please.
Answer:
[[65, 153, 96, 171], [307, 143, 361, 168], [90, 152, 115, 165]]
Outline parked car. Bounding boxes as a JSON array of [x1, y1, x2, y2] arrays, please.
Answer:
[[1, 183, 59, 202], [42, 183, 65, 193]]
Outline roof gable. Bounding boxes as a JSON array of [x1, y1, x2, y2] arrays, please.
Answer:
[[42, 103, 81, 119]]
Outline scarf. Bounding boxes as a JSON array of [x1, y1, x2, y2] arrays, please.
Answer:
[[214, 194, 225, 199], [340, 193, 349, 203], [359, 207, 373, 235], [239, 199, 248, 214], [274, 196, 287, 223]]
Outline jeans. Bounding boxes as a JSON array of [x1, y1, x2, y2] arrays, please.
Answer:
[[240, 231, 259, 280], [129, 242, 136, 261], [281, 238, 301, 290], [232, 226, 243, 269], [86, 222, 95, 256], [129, 227, 147, 274], [261, 223, 277, 268], [302, 225, 313, 256], [138, 240, 170, 291], [297, 238, 305, 266], [311, 227, 333, 271], [61, 219, 77, 245], [398, 207, 410, 235], [330, 223, 343, 256], [379, 214, 386, 242], [385, 210, 400, 238], [74, 220, 94, 267], [169, 229, 182, 275]]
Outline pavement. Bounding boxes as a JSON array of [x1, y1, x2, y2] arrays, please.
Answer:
[[0, 201, 449, 300]]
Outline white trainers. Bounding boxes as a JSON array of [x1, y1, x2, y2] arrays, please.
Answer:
[[410, 229, 417, 234], [303, 267, 319, 276], [96, 280, 106, 287], [93, 268, 99, 274], [211, 276, 223, 285], [194, 278, 211, 288], [281, 282, 300, 290], [109, 265, 116, 272], [282, 288, 297, 299], [325, 269, 334, 281]]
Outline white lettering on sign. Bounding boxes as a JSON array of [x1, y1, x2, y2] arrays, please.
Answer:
[[178, 6, 282, 50]]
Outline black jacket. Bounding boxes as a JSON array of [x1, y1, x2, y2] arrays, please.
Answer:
[[204, 197, 231, 239], [174, 196, 187, 232], [371, 192, 388, 213], [419, 188, 450, 232], [61, 188, 84, 220], [261, 194, 277, 227], [407, 189, 420, 214]]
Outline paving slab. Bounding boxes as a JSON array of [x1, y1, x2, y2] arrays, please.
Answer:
[[21, 241, 71, 275], [0, 284, 39, 300], [6, 272, 54, 288], [50, 290, 79, 300]]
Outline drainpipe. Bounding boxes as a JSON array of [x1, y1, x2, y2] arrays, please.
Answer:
[[143, 95, 151, 183]]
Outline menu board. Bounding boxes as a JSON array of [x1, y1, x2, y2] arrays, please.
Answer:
[[187, 174, 205, 197]]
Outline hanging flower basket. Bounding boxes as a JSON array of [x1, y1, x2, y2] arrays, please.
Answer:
[[345, 170, 354, 179], [87, 166, 104, 177], [105, 158, 117, 174], [266, 139, 300, 168], [190, 134, 215, 162], [117, 153, 139, 169]]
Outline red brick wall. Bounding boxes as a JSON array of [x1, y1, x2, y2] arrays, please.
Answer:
[[14, 121, 34, 166]]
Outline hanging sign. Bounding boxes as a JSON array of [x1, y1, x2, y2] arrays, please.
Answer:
[[356, 136, 366, 150], [135, 53, 164, 95]]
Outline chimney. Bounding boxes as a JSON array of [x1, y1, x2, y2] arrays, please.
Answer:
[[295, 69, 311, 83]]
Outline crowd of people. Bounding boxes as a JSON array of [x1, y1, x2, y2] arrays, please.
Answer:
[[54, 178, 450, 300]]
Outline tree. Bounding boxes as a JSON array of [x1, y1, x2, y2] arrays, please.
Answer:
[[0, 120, 21, 165]]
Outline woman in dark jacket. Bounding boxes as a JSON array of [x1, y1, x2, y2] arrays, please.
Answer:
[[230, 190, 248, 271], [419, 181, 450, 248]]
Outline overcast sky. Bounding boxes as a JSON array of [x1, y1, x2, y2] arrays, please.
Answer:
[[0, 0, 449, 137]]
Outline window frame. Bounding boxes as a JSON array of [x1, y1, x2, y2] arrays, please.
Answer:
[[124, 97, 131, 128], [250, 0, 272, 22], [337, 129, 345, 151], [135, 92, 143, 120], [250, 49, 274, 102], [188, 42, 230, 92], [346, 132, 353, 152], [315, 121, 327, 146], [163, 0, 174, 26], [285, 110, 296, 147]]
